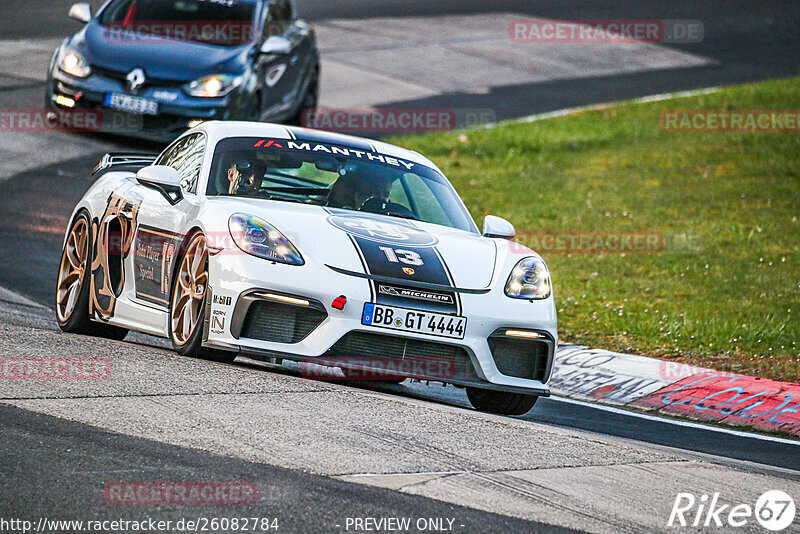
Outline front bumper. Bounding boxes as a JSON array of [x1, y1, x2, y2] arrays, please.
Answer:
[[203, 250, 557, 396], [47, 68, 239, 141]]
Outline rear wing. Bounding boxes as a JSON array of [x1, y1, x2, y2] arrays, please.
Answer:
[[91, 152, 159, 176]]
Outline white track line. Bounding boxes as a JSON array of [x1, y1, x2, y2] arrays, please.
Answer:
[[550, 395, 800, 446], [511, 86, 722, 125], [0, 286, 46, 309]]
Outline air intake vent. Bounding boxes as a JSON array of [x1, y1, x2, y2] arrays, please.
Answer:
[[326, 331, 479, 381], [240, 300, 327, 344], [488, 336, 550, 381]]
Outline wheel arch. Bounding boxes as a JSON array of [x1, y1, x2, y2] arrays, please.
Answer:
[[168, 225, 206, 299]]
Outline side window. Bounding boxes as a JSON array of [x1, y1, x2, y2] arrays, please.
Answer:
[[261, 0, 292, 39], [157, 134, 206, 193]]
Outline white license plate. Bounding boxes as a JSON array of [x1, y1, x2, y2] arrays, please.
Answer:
[[105, 93, 159, 115], [362, 303, 466, 339]]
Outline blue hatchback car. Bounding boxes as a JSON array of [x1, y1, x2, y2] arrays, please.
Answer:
[[46, 0, 319, 141]]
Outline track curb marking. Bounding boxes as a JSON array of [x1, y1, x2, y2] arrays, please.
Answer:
[[552, 344, 800, 438]]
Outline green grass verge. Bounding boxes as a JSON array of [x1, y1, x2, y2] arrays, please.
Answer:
[[389, 77, 800, 382]]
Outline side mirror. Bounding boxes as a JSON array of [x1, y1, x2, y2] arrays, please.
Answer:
[[68, 3, 92, 23], [136, 166, 183, 205], [482, 215, 516, 239], [259, 36, 292, 55]]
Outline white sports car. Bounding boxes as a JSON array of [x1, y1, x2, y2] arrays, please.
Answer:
[[56, 121, 557, 415]]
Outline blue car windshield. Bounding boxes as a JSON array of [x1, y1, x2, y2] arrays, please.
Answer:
[[207, 137, 478, 233], [98, 0, 257, 47]]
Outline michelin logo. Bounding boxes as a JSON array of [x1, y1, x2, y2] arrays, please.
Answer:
[[378, 284, 454, 304]]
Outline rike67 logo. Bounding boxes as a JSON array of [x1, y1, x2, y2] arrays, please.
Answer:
[[668, 490, 796, 531]]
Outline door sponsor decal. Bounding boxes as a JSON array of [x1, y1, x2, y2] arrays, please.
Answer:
[[133, 226, 181, 307]]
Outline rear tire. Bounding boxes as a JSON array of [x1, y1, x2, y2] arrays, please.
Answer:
[[466, 387, 538, 416], [55, 211, 129, 341], [169, 232, 236, 363]]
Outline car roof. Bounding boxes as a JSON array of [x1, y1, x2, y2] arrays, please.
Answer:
[[193, 121, 442, 172]]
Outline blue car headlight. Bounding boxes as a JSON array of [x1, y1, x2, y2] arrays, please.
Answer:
[[185, 74, 243, 97], [58, 47, 91, 78], [505, 257, 551, 299], [228, 214, 304, 265]]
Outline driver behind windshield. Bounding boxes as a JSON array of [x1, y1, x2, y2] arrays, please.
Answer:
[[326, 169, 392, 210], [227, 159, 265, 196]]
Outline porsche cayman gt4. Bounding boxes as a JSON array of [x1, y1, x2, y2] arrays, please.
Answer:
[[56, 121, 557, 415]]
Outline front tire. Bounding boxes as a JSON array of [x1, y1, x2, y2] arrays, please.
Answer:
[[466, 387, 538, 416], [55, 211, 129, 341], [287, 65, 319, 126], [169, 233, 236, 363], [243, 91, 262, 121]]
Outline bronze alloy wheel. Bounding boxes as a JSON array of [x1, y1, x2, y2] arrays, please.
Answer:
[[170, 234, 208, 346], [56, 216, 89, 323]]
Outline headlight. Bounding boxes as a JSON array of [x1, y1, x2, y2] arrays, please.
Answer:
[[228, 214, 304, 265], [58, 48, 91, 78], [505, 257, 551, 299], [185, 74, 242, 97]]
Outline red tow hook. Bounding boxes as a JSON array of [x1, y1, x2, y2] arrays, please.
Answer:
[[331, 295, 347, 310]]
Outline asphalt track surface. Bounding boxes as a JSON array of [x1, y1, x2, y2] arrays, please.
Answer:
[[1, 1, 799, 532], [0, 403, 564, 534], [1, 300, 799, 533]]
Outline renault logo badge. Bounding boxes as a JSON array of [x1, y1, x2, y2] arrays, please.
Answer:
[[126, 68, 146, 91]]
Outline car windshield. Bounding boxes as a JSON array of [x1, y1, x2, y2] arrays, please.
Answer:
[[98, 0, 257, 47], [207, 137, 477, 233]]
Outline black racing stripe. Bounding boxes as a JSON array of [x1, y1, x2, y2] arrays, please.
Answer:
[[347, 234, 375, 302], [350, 235, 458, 314], [324, 265, 490, 295], [432, 246, 462, 315]]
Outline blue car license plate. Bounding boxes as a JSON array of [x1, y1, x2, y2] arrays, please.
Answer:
[[105, 93, 159, 115]]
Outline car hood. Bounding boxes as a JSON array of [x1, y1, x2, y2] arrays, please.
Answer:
[[216, 200, 497, 289], [77, 21, 248, 81]]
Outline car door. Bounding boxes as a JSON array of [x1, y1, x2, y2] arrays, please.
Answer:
[[253, 0, 316, 119], [126, 132, 206, 311]]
